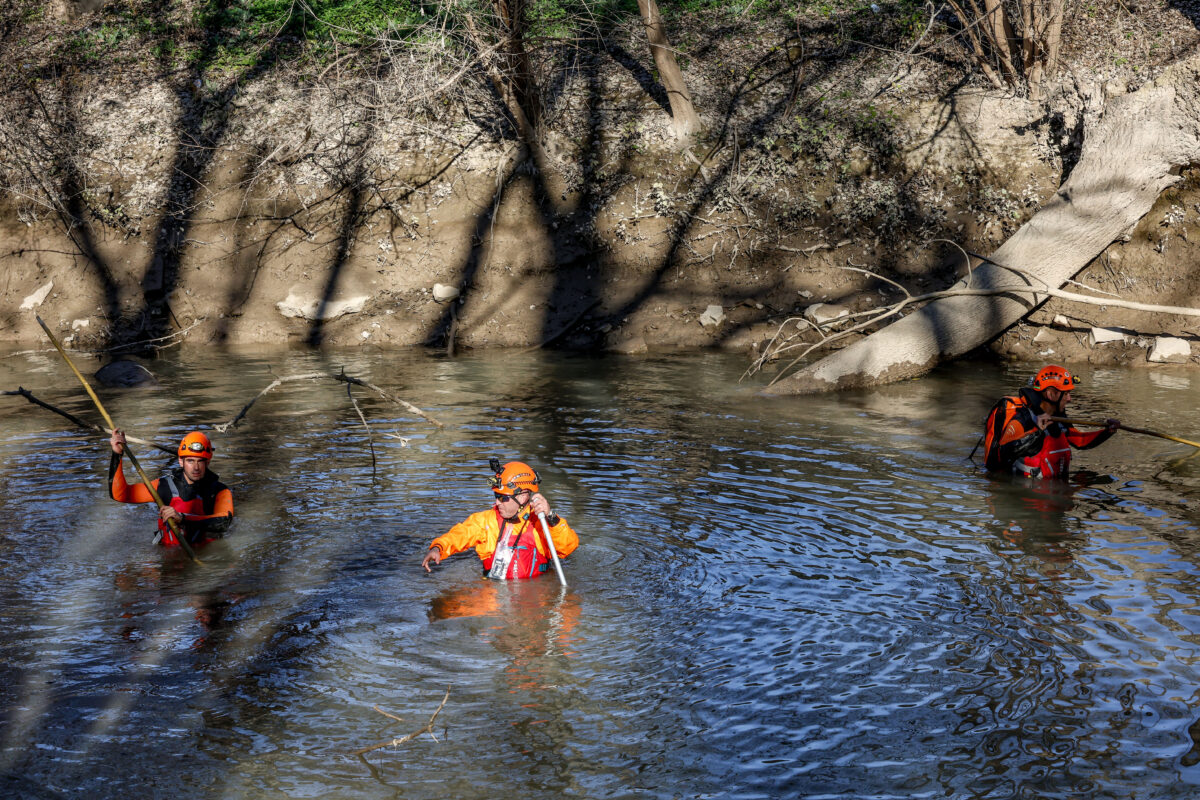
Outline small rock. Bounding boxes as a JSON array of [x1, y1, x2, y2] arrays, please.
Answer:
[[95, 360, 157, 388], [1148, 336, 1191, 363], [71, 319, 90, 330], [20, 280, 54, 310], [432, 283, 460, 303], [1032, 328, 1055, 344], [803, 303, 850, 327], [1052, 315, 1070, 327], [1089, 327, 1128, 346], [799, 290, 813, 299], [276, 290, 369, 320], [699, 305, 726, 327]]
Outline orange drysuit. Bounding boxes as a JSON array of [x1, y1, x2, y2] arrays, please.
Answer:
[[430, 507, 578, 580]]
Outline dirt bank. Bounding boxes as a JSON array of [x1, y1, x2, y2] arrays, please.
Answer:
[[2, 2, 1199, 377]]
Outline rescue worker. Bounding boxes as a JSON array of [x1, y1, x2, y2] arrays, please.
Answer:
[[982, 365, 1120, 479], [422, 460, 578, 580], [109, 429, 234, 547]]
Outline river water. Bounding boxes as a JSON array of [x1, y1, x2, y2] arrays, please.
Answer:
[[2, 346, 1200, 799]]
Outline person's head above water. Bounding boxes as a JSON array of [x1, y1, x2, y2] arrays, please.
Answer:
[[489, 460, 540, 515], [1029, 365, 1078, 412], [177, 431, 213, 483]]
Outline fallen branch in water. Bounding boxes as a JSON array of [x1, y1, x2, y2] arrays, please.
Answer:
[[342, 369, 377, 480], [3, 387, 176, 455], [330, 372, 445, 429], [746, 249, 1200, 385], [213, 372, 327, 433], [105, 318, 206, 353], [353, 687, 450, 756]]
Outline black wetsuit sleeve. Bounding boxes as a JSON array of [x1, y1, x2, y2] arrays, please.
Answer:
[[108, 453, 121, 500], [185, 513, 233, 540]]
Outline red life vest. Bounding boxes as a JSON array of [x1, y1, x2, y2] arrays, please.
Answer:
[[481, 512, 552, 580], [155, 475, 211, 548], [1015, 425, 1072, 479]]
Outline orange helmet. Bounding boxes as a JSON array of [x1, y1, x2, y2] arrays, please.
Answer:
[[1031, 365, 1078, 392], [178, 431, 214, 460], [489, 460, 540, 495]]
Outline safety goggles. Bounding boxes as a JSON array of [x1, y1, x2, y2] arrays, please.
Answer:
[[495, 490, 531, 503], [183, 441, 211, 453]]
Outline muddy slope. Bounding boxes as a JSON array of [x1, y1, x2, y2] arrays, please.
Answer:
[[2, 2, 1199, 373]]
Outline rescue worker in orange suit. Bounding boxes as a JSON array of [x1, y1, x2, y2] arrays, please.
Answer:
[[422, 460, 578, 580], [109, 429, 234, 547], [983, 365, 1120, 479]]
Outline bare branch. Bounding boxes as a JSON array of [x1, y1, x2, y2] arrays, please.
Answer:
[[353, 687, 451, 756]]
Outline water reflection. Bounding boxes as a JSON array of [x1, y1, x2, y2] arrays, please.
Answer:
[[2, 349, 1200, 798]]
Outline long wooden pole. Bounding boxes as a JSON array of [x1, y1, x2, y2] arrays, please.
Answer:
[[35, 316, 201, 563], [1052, 416, 1200, 450]]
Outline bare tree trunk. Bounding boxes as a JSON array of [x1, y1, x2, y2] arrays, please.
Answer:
[[635, 0, 702, 141], [763, 53, 1200, 396], [984, 0, 1020, 81], [494, 0, 539, 130], [945, 0, 1006, 88], [1035, 1, 1066, 101]]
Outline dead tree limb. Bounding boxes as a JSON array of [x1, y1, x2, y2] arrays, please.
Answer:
[[213, 372, 327, 433], [215, 370, 444, 434], [330, 372, 445, 428], [4, 387, 176, 455], [749, 259, 1200, 385], [344, 374, 377, 480], [353, 687, 450, 756], [763, 52, 1200, 395]]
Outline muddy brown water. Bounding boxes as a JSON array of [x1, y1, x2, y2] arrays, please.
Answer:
[[2, 347, 1200, 799]]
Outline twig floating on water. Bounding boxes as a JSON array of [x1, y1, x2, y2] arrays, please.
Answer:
[[353, 687, 450, 756]]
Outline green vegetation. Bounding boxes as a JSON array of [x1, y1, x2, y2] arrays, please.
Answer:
[[195, 0, 428, 44]]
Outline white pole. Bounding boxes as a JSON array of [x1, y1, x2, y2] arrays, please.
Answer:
[[537, 513, 568, 587]]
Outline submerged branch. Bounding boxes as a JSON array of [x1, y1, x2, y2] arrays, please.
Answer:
[[343, 371, 377, 480], [353, 687, 450, 756], [330, 372, 445, 428], [3, 387, 176, 455], [213, 372, 327, 433]]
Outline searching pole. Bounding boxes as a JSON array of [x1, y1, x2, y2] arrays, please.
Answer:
[[537, 513, 568, 588]]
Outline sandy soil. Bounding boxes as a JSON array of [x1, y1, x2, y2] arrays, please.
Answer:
[[2, 2, 1199, 376]]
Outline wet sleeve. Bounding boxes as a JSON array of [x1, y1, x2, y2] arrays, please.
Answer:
[[109, 454, 158, 504], [539, 514, 579, 559], [1066, 426, 1114, 450], [181, 488, 234, 536], [430, 513, 489, 558]]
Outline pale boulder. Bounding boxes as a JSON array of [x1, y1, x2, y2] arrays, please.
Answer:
[[1147, 336, 1192, 363], [803, 303, 850, 327], [20, 281, 53, 310], [277, 290, 369, 321], [432, 283, 461, 303], [1089, 327, 1128, 346], [699, 305, 726, 327]]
